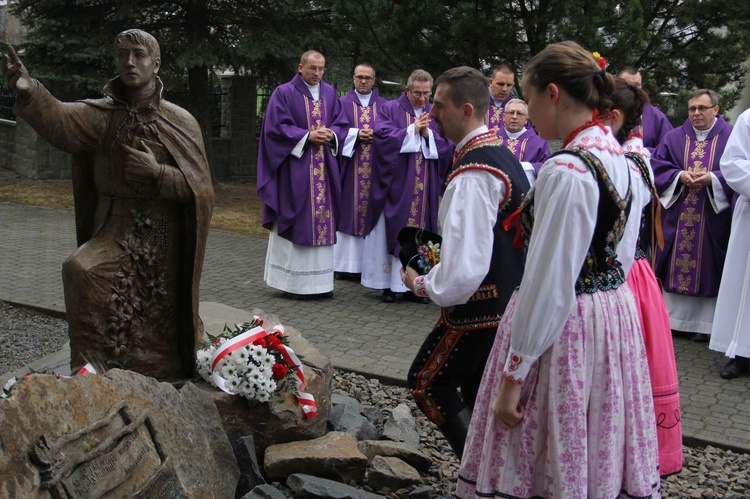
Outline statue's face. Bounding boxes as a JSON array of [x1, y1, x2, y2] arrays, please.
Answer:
[[115, 39, 160, 90]]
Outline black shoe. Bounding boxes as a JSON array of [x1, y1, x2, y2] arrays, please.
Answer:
[[402, 291, 429, 304], [283, 291, 333, 300], [381, 289, 396, 303], [689, 333, 710, 343], [720, 357, 750, 379], [437, 407, 472, 460]]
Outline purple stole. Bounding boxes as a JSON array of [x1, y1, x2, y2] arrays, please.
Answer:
[[488, 101, 505, 131], [305, 96, 335, 245], [404, 112, 429, 228], [664, 135, 721, 295], [499, 135, 530, 160], [349, 99, 377, 235]]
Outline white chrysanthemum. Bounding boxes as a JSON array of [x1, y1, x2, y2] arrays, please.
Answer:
[[259, 353, 274, 367], [250, 345, 267, 359], [256, 389, 272, 403], [225, 374, 242, 393], [220, 364, 237, 380]]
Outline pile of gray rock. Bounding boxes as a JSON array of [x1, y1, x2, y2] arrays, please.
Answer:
[[2, 301, 750, 498]]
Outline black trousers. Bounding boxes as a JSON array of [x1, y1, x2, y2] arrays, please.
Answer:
[[407, 322, 497, 425]]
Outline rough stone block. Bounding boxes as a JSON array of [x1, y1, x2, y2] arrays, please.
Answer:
[[264, 431, 368, 483], [0, 369, 238, 498]]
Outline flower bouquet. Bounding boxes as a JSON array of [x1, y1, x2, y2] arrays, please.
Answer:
[[397, 226, 442, 275], [196, 314, 318, 418]]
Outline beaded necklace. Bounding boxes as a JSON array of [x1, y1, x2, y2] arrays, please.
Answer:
[[562, 120, 607, 148]]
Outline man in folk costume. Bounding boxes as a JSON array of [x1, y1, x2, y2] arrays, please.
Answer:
[[486, 64, 515, 132], [619, 67, 673, 154], [401, 67, 529, 458], [652, 89, 734, 342], [334, 62, 388, 279], [257, 50, 348, 298], [362, 69, 452, 302], [1, 30, 213, 380], [495, 98, 550, 186], [710, 108, 750, 379]]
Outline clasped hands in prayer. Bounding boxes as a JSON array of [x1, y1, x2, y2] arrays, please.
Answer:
[[413, 113, 431, 138], [309, 127, 334, 145], [680, 170, 712, 188]]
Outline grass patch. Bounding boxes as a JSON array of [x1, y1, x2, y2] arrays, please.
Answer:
[[0, 169, 268, 238]]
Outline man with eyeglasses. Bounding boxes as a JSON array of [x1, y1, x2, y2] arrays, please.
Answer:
[[363, 69, 452, 303], [651, 89, 734, 343], [258, 50, 348, 298], [618, 66, 673, 154], [334, 63, 389, 281], [487, 64, 516, 131], [495, 98, 550, 186]]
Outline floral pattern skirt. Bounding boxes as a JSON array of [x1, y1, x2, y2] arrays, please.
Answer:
[[456, 285, 661, 498]]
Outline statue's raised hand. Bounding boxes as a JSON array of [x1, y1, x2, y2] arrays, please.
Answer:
[[1, 45, 32, 94]]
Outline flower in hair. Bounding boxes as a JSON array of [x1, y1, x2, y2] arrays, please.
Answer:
[[592, 51, 607, 69]]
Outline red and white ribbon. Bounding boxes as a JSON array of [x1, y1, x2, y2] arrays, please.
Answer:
[[209, 321, 317, 418]]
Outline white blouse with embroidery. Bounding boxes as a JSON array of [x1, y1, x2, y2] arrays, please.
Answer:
[[412, 126, 508, 306], [502, 124, 636, 383], [619, 136, 655, 275]]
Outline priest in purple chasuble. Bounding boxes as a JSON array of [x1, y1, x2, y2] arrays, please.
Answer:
[[257, 50, 348, 296], [334, 63, 389, 276], [651, 89, 733, 339], [495, 98, 550, 186], [486, 64, 515, 132], [361, 69, 452, 301]]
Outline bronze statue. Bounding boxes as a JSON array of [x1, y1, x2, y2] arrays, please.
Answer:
[[1, 30, 214, 380]]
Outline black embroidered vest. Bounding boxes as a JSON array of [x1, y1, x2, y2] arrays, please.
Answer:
[[440, 136, 530, 331], [518, 147, 632, 295]]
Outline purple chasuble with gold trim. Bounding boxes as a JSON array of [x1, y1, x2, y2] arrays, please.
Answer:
[[257, 73, 348, 246], [652, 117, 733, 297], [370, 93, 452, 255], [338, 88, 388, 237], [495, 127, 550, 174]]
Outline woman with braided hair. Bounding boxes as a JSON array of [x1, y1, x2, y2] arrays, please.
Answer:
[[610, 77, 684, 478], [456, 41, 660, 498]]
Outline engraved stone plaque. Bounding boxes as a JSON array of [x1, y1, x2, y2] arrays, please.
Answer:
[[29, 401, 185, 498], [0, 370, 238, 498]]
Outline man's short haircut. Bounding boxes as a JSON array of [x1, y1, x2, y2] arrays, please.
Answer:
[[505, 98, 529, 115], [491, 64, 514, 78], [354, 62, 375, 76], [435, 66, 490, 117], [618, 65, 640, 76], [115, 29, 160, 61], [300, 50, 324, 66], [407, 69, 433, 88], [690, 88, 719, 107]]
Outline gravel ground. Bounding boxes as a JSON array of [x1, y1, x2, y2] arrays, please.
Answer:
[[2, 301, 749, 497]]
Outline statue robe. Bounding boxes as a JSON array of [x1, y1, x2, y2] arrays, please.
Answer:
[[14, 77, 213, 379], [652, 117, 733, 333]]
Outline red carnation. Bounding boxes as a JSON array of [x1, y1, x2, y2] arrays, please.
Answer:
[[253, 337, 267, 348], [267, 335, 282, 350], [272, 363, 289, 380]]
